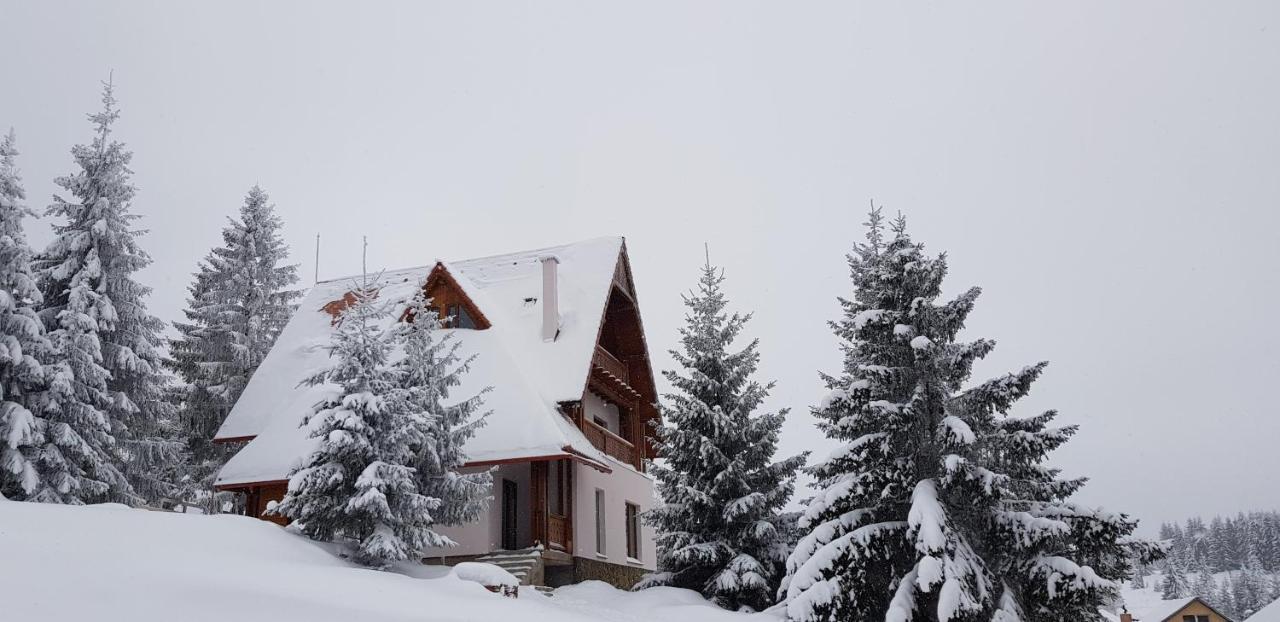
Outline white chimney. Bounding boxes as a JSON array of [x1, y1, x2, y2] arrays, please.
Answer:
[[541, 256, 559, 341]]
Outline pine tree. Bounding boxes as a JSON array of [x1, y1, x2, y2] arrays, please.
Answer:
[[1191, 557, 1217, 599], [0, 129, 49, 500], [781, 210, 1159, 622], [1129, 562, 1147, 590], [167, 186, 300, 508], [1236, 555, 1268, 616], [34, 79, 177, 504], [396, 289, 491, 531], [1162, 559, 1189, 599], [639, 259, 808, 612], [1216, 573, 1237, 617], [274, 281, 440, 567]]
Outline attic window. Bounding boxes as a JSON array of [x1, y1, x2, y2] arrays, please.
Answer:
[[445, 304, 477, 329]]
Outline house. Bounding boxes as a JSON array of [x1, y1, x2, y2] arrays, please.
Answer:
[[1118, 597, 1234, 622], [212, 236, 661, 589]]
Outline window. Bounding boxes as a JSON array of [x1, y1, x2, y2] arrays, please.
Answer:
[[1182, 616, 1209, 622], [445, 304, 476, 329], [594, 489, 606, 555], [625, 502, 640, 560]]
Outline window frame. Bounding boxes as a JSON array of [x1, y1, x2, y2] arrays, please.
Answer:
[[594, 489, 606, 556], [625, 501, 641, 561], [445, 304, 477, 329]]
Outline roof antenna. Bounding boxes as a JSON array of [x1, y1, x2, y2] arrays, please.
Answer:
[[313, 233, 320, 285]]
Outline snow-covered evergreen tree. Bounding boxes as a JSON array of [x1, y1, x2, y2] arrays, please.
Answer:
[[396, 289, 491, 530], [1215, 573, 1237, 616], [639, 259, 808, 612], [34, 79, 177, 504], [1235, 555, 1269, 616], [1129, 562, 1147, 590], [781, 210, 1159, 622], [1191, 557, 1216, 599], [0, 129, 49, 500], [1161, 558, 1189, 599], [167, 186, 300, 507], [274, 282, 440, 567]]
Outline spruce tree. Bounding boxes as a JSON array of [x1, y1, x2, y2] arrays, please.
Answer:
[[275, 282, 440, 567], [167, 186, 300, 508], [1236, 555, 1268, 616], [34, 79, 177, 504], [781, 210, 1159, 622], [1216, 573, 1237, 616], [639, 259, 808, 612], [1129, 562, 1147, 590], [0, 129, 48, 499], [397, 289, 491, 530], [1191, 557, 1217, 599], [1161, 555, 1189, 599]]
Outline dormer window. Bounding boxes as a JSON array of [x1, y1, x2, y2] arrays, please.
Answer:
[[446, 304, 477, 329], [418, 263, 491, 330]]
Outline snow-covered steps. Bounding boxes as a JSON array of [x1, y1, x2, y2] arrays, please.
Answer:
[[473, 545, 546, 586]]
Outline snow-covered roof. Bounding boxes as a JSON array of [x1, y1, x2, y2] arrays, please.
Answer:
[[1252, 596, 1280, 622], [1135, 598, 1197, 622], [215, 236, 626, 488]]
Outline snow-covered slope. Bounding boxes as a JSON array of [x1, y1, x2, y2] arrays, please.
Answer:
[[0, 498, 776, 622]]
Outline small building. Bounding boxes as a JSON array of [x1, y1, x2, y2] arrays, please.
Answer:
[[1119, 597, 1234, 622], [212, 236, 660, 588]]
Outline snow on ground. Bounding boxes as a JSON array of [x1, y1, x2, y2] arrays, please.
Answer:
[[0, 499, 776, 622]]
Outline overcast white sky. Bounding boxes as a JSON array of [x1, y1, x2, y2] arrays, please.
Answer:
[[2, 1, 1278, 532]]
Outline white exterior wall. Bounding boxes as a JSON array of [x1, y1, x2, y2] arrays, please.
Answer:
[[573, 459, 657, 571], [421, 463, 531, 559], [583, 391, 622, 435]]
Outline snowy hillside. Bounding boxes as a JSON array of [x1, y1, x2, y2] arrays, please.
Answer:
[[0, 498, 777, 622]]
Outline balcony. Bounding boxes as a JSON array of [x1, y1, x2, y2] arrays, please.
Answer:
[[592, 345, 629, 385], [583, 418, 637, 467], [547, 514, 569, 552]]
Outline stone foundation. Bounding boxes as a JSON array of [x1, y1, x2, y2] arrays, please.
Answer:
[[571, 556, 648, 590], [421, 552, 647, 590]]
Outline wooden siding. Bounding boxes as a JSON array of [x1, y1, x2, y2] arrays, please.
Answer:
[[243, 483, 289, 526]]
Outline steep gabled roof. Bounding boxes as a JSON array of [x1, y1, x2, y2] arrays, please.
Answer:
[[214, 236, 629, 488]]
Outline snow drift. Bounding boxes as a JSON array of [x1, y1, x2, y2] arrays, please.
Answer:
[[0, 499, 777, 622]]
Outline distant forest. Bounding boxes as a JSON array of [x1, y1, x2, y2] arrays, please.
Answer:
[[1157, 510, 1280, 572], [1134, 510, 1280, 619]]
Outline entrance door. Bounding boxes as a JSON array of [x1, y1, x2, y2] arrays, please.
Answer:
[[501, 479, 518, 550]]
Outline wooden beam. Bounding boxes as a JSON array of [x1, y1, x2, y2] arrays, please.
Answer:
[[531, 461, 547, 549], [211, 434, 255, 445]]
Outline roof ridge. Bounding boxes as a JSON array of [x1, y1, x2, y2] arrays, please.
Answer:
[[315, 236, 622, 286]]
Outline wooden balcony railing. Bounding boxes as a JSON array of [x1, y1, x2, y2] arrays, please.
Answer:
[[547, 514, 569, 551], [593, 345, 629, 385], [583, 418, 637, 467]]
